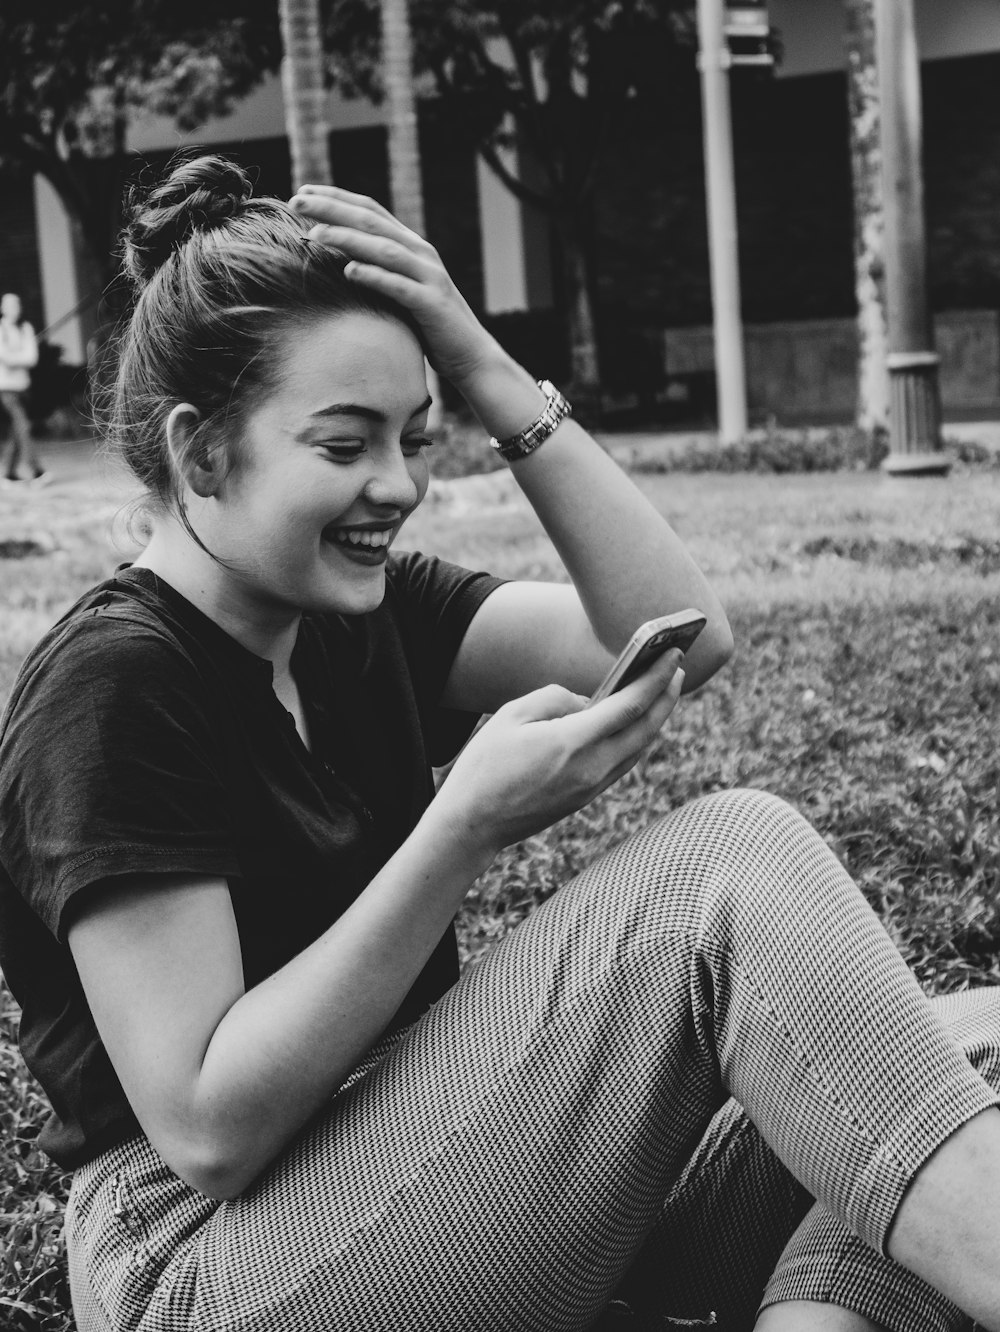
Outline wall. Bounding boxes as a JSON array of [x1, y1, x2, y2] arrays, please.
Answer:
[[663, 310, 1000, 422], [588, 48, 1000, 418], [768, 0, 1000, 78]]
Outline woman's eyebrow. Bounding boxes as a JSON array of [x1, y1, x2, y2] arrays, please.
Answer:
[[304, 394, 434, 426]]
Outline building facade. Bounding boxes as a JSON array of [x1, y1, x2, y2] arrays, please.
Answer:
[[2, 0, 999, 422]]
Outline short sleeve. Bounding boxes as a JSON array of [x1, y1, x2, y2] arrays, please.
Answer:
[[0, 615, 239, 940], [384, 550, 505, 765]]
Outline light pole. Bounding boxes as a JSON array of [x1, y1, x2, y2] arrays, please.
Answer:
[[696, 0, 765, 444], [874, 0, 949, 475]]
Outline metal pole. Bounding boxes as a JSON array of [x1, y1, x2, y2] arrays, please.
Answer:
[[874, 0, 949, 475], [696, 0, 748, 444]]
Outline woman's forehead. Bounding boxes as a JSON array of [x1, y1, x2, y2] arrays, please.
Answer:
[[273, 312, 427, 411]]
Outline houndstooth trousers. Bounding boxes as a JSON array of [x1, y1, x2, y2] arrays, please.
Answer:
[[65, 790, 1000, 1332]]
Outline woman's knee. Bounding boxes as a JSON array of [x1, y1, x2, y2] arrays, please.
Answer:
[[611, 787, 854, 938]]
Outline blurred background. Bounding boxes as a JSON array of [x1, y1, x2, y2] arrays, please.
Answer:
[[1, 0, 998, 443]]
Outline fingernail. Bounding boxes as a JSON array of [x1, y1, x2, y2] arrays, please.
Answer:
[[674, 667, 686, 689]]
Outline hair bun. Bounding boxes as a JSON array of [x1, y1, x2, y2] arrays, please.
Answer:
[[121, 154, 255, 287]]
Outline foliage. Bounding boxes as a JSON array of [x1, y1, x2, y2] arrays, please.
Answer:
[[325, 0, 694, 212], [0, 984, 73, 1332], [0, 2, 281, 270], [621, 427, 1000, 476], [324, 0, 697, 392]]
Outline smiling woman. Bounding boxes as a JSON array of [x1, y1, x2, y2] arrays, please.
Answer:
[[141, 312, 433, 628], [4, 152, 1000, 1332]]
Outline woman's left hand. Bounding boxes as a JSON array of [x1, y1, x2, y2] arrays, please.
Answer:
[[290, 185, 500, 386]]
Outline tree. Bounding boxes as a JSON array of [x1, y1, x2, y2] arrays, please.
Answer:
[[324, 0, 696, 403], [279, 0, 333, 189], [379, 0, 425, 235], [378, 0, 443, 425], [0, 1, 282, 295], [843, 0, 889, 436]]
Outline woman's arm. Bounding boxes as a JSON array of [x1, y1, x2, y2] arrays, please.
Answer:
[[69, 652, 684, 1200], [291, 187, 733, 711]]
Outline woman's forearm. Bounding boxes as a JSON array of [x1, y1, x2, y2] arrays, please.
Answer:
[[189, 803, 496, 1198], [452, 353, 733, 689]]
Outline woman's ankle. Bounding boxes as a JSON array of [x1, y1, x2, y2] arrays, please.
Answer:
[[756, 1301, 883, 1330]]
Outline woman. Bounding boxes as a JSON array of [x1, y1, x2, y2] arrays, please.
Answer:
[[0, 291, 46, 486], [2, 154, 1000, 1332]]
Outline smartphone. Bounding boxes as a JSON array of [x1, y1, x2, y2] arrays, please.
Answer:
[[590, 609, 707, 703]]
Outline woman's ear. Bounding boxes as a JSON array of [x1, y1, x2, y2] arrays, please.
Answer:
[[165, 403, 219, 498]]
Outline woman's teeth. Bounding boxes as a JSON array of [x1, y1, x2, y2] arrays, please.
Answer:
[[330, 528, 392, 549]]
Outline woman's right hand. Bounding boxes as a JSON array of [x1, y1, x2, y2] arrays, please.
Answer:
[[435, 649, 685, 856]]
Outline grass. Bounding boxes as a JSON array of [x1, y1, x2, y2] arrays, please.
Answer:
[[1, 435, 999, 1329]]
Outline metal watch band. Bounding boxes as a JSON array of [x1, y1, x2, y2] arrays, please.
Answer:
[[489, 379, 573, 461]]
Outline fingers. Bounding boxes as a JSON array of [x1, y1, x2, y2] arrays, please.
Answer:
[[582, 649, 685, 740], [295, 183, 397, 224], [502, 683, 590, 723], [305, 224, 432, 283], [291, 188, 433, 256], [585, 665, 684, 791]]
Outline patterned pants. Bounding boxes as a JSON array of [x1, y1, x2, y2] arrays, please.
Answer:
[[66, 790, 1000, 1332]]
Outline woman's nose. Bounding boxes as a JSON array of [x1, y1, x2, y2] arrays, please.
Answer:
[[363, 453, 420, 510]]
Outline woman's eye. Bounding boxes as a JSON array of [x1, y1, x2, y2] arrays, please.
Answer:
[[401, 436, 434, 456], [316, 442, 366, 462]]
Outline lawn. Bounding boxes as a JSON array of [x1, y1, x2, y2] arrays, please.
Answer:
[[1, 440, 999, 1330]]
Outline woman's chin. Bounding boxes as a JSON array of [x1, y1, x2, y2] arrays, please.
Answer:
[[301, 564, 388, 617]]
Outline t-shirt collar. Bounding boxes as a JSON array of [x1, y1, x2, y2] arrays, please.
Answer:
[[112, 563, 282, 683]]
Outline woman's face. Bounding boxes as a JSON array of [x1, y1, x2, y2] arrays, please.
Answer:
[[194, 310, 432, 618], [1, 294, 21, 321]]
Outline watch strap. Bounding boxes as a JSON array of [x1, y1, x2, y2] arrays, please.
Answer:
[[489, 380, 573, 461]]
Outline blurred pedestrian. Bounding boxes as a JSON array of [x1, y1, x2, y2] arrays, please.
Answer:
[[0, 292, 47, 486]]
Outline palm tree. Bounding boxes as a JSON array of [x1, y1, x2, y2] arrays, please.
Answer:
[[379, 0, 441, 423], [279, 0, 332, 189], [843, 0, 889, 436], [379, 0, 425, 235]]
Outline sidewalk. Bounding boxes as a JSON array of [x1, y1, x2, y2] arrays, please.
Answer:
[[13, 416, 1000, 501]]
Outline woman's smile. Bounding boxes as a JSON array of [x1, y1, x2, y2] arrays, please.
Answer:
[[323, 520, 398, 564]]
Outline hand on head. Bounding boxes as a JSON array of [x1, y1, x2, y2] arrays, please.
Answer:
[[289, 185, 500, 388]]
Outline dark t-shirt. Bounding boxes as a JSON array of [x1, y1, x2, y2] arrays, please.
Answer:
[[0, 552, 503, 1169]]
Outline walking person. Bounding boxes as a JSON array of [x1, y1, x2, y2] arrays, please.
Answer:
[[0, 291, 47, 486], [3, 154, 1000, 1332]]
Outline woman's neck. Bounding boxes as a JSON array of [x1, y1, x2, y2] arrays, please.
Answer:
[[133, 529, 301, 677]]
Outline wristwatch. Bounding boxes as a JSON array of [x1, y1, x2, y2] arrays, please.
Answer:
[[489, 380, 573, 462]]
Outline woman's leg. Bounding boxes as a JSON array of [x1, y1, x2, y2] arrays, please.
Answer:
[[608, 1098, 814, 1328], [757, 987, 1000, 1332], [617, 988, 1000, 1331], [66, 790, 1000, 1332]]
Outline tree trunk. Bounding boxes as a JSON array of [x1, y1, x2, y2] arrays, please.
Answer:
[[554, 210, 601, 411], [379, 0, 444, 423], [380, 0, 424, 234], [843, 0, 889, 435], [279, 0, 332, 190]]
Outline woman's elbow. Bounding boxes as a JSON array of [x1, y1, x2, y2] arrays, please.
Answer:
[[152, 1121, 265, 1201], [169, 1144, 259, 1201], [682, 617, 734, 693]]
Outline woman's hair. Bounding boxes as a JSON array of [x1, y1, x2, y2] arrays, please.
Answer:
[[99, 152, 417, 531]]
